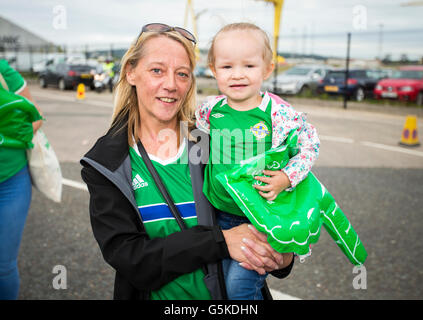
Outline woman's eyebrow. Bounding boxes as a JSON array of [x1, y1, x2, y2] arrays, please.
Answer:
[[146, 61, 191, 70]]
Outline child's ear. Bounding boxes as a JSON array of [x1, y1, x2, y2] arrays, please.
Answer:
[[263, 61, 275, 80], [209, 64, 217, 78]]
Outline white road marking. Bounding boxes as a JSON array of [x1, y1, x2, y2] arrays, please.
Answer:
[[360, 141, 423, 157], [320, 135, 355, 144], [270, 289, 301, 300], [321, 135, 423, 157], [62, 178, 88, 191]]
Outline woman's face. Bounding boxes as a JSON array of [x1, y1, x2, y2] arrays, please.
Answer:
[[127, 36, 192, 127]]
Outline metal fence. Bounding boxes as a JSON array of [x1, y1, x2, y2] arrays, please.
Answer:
[[0, 43, 131, 72]]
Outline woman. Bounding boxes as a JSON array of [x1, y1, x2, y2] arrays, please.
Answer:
[[80, 23, 293, 300]]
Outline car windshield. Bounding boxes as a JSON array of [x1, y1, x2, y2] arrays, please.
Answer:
[[326, 71, 345, 78], [367, 70, 385, 79], [326, 70, 371, 78], [284, 67, 311, 76], [70, 65, 92, 72], [391, 70, 423, 80]]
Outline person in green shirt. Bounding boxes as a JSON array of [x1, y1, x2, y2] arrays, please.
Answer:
[[195, 23, 319, 299], [0, 59, 43, 299], [81, 23, 293, 300]]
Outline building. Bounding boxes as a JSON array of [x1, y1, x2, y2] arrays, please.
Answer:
[[0, 15, 57, 71]]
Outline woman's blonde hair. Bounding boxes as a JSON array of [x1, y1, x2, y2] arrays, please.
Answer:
[[111, 30, 197, 145], [208, 22, 273, 68]]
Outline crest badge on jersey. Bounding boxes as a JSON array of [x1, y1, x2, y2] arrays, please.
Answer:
[[250, 121, 270, 139]]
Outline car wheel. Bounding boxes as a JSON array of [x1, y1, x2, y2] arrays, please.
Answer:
[[417, 92, 423, 106], [355, 87, 365, 102], [299, 85, 312, 97], [39, 77, 47, 88], [58, 79, 66, 91]]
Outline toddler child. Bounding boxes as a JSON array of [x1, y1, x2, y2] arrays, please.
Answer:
[[195, 22, 320, 300]]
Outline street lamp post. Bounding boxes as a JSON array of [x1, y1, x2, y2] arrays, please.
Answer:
[[344, 32, 351, 109]]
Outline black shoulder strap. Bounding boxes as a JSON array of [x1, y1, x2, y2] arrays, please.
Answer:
[[137, 140, 187, 231], [138, 138, 227, 300], [186, 140, 215, 227], [187, 138, 228, 300]]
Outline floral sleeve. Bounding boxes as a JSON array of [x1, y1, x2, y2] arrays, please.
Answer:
[[195, 95, 224, 133], [282, 117, 320, 190], [269, 93, 320, 190]]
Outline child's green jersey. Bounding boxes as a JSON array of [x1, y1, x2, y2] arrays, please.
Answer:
[[203, 95, 273, 216], [129, 140, 211, 300]]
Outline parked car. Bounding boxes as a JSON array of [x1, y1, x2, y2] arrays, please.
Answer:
[[194, 66, 207, 78], [262, 64, 331, 95], [368, 68, 393, 80], [374, 66, 423, 105], [39, 57, 96, 90], [317, 69, 380, 101], [32, 59, 50, 74]]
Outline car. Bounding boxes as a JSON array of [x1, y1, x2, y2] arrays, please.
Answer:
[[374, 66, 423, 105], [32, 59, 50, 74], [38, 57, 96, 90], [262, 64, 331, 96], [368, 68, 393, 80], [317, 69, 380, 101], [194, 66, 207, 78]]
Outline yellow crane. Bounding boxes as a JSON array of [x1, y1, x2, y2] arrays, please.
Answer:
[[184, 0, 285, 63], [184, 0, 201, 60], [256, 0, 285, 63]]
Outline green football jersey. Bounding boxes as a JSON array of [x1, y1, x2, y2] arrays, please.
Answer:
[[203, 94, 273, 216], [129, 140, 211, 300], [0, 60, 29, 183]]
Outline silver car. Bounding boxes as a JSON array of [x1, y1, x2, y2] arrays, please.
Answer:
[[263, 64, 331, 95]]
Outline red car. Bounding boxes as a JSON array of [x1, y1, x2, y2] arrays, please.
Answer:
[[374, 66, 423, 105]]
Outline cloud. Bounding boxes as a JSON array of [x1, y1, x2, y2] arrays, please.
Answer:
[[0, 0, 422, 59]]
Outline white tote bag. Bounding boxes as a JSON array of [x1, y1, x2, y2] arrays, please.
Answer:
[[27, 129, 62, 202]]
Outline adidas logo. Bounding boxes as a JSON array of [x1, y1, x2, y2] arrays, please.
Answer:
[[132, 174, 149, 190], [211, 113, 224, 118]]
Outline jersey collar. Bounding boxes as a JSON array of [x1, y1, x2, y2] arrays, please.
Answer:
[[132, 137, 187, 166], [220, 91, 270, 112]]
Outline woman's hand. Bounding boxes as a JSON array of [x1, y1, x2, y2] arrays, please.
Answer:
[[18, 86, 43, 133], [32, 120, 43, 133], [222, 223, 287, 275], [240, 225, 293, 273]]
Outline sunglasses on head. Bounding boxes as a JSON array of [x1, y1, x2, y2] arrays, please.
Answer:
[[138, 23, 197, 44]]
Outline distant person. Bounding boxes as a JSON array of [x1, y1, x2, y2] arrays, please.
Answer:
[[0, 59, 43, 300], [195, 22, 320, 300], [102, 58, 115, 92], [81, 23, 293, 300]]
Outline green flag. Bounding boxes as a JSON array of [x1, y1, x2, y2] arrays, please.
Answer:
[[216, 130, 367, 266]]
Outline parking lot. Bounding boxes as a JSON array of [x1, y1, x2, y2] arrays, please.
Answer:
[[16, 83, 423, 300]]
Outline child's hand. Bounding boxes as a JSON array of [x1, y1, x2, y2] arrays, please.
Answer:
[[253, 170, 291, 201]]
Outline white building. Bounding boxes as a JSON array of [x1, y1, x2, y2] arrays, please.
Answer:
[[0, 15, 57, 71]]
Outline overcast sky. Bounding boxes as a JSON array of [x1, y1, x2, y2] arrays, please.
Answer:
[[1, 0, 422, 60]]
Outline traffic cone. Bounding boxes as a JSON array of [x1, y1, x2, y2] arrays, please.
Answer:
[[399, 115, 420, 147], [76, 83, 85, 100]]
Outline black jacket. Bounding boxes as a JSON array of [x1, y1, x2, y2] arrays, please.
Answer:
[[80, 117, 293, 300]]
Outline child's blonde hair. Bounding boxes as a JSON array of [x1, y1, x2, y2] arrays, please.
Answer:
[[207, 22, 273, 68]]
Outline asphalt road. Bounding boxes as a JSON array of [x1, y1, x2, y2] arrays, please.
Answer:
[[16, 84, 423, 300]]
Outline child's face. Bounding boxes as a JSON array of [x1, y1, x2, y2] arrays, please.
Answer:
[[211, 29, 274, 110]]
